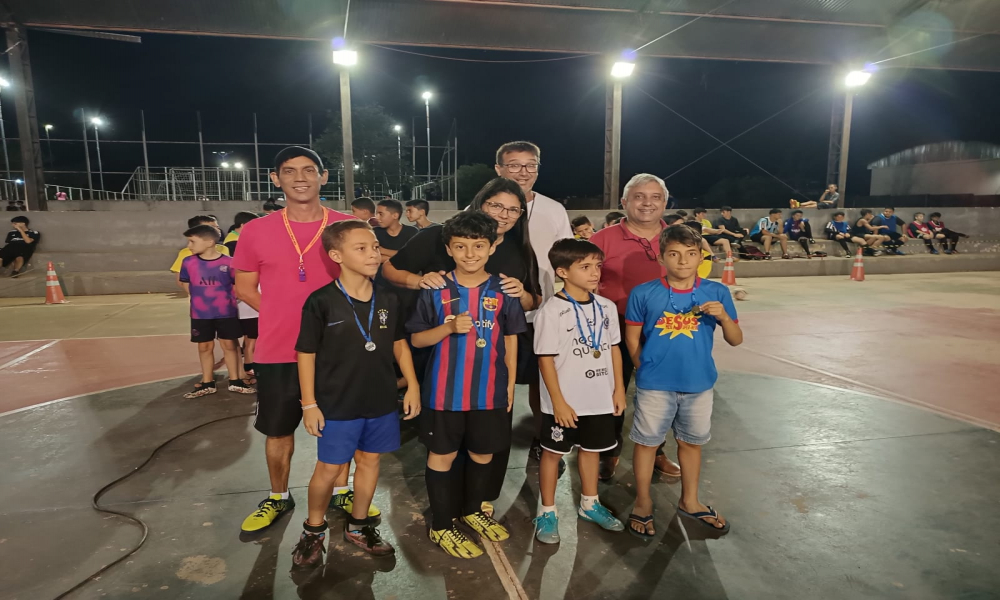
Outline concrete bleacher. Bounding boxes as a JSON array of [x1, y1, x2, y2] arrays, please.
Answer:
[[0, 202, 997, 297]]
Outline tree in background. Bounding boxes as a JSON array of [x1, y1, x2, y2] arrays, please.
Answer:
[[314, 104, 413, 195], [456, 164, 495, 208]]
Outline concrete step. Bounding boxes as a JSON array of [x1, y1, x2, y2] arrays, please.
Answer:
[[0, 270, 177, 298], [708, 251, 1000, 278]]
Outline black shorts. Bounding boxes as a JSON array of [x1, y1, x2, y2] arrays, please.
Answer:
[[254, 362, 302, 437], [704, 235, 722, 245], [515, 323, 538, 385], [540, 413, 617, 454], [419, 408, 511, 455], [750, 232, 772, 244], [239, 317, 259, 339], [190, 317, 242, 343]]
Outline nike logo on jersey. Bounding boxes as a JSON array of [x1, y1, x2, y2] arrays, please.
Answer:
[[441, 298, 459, 304], [327, 320, 344, 326]]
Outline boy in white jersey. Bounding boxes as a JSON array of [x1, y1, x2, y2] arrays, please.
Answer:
[[531, 238, 627, 544]]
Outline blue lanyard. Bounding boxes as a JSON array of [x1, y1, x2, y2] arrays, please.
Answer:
[[667, 278, 701, 316], [450, 272, 491, 345], [563, 292, 604, 355], [335, 279, 376, 350]]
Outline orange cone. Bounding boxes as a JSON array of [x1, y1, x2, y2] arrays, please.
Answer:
[[45, 261, 68, 304], [721, 251, 737, 286], [850, 248, 865, 282]]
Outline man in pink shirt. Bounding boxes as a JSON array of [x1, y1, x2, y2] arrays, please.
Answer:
[[234, 147, 358, 533], [590, 173, 682, 482]]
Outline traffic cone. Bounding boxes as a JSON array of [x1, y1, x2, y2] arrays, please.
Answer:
[[721, 251, 737, 286], [850, 248, 865, 282], [45, 261, 68, 304]]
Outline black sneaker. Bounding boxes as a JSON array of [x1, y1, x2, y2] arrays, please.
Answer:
[[291, 531, 326, 568], [344, 523, 395, 556]]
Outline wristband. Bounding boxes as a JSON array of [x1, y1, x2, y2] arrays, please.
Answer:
[[301, 403, 318, 410]]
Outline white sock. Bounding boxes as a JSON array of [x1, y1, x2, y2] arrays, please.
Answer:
[[332, 486, 349, 496], [539, 505, 556, 517], [271, 491, 290, 500], [580, 495, 599, 511]]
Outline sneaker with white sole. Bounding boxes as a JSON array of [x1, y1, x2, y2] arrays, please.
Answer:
[[578, 501, 624, 532], [532, 511, 560, 544]]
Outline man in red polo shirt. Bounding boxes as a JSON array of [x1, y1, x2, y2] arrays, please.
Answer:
[[590, 173, 682, 481]]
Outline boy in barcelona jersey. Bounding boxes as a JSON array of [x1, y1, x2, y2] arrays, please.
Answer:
[[531, 238, 627, 544], [407, 211, 528, 560]]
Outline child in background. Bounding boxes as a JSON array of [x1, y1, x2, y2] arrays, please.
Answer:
[[532, 238, 626, 544], [603, 211, 625, 228], [351, 197, 380, 228], [783, 210, 816, 257], [927, 213, 967, 254], [624, 224, 742, 539], [906, 212, 939, 255], [694, 207, 734, 258], [852, 209, 887, 256], [408, 212, 528, 559], [171, 215, 229, 291], [226, 211, 261, 381], [571, 215, 595, 240], [178, 225, 255, 398], [825, 211, 867, 257], [224, 211, 260, 256], [291, 220, 420, 566]]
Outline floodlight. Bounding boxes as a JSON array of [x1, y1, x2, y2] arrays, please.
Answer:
[[45, 124, 54, 131], [221, 162, 230, 168], [421, 91, 432, 101], [845, 70, 872, 88], [234, 162, 243, 169], [333, 50, 358, 66], [0, 77, 9, 88], [393, 125, 402, 133], [611, 61, 635, 78], [91, 117, 104, 127]]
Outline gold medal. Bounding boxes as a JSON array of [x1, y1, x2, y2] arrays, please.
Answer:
[[476, 338, 487, 348], [593, 350, 601, 359]]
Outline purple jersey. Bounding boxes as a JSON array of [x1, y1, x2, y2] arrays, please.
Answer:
[[179, 255, 238, 319]]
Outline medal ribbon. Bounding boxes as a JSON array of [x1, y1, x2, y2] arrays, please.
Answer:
[[667, 277, 701, 315], [336, 279, 376, 348], [282, 207, 329, 282], [451, 272, 491, 346], [564, 292, 604, 355]]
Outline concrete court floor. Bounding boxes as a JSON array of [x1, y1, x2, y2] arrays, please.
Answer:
[[2, 273, 1000, 599]]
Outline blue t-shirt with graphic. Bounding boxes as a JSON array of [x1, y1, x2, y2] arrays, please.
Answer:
[[625, 277, 738, 393]]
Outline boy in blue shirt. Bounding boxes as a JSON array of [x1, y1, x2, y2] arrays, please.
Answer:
[[624, 224, 743, 539]]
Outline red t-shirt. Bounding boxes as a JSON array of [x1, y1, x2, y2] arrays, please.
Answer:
[[232, 208, 353, 364], [590, 218, 667, 316]]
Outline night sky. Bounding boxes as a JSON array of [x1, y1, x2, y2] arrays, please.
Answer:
[[22, 28, 1000, 202]]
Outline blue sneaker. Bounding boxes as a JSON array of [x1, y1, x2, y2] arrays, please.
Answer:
[[578, 501, 625, 532], [532, 511, 560, 544]]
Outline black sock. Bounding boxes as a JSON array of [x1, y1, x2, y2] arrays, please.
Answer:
[[303, 519, 328, 534], [463, 458, 493, 516], [798, 238, 810, 253], [923, 238, 934, 251], [837, 239, 850, 253], [426, 466, 454, 531]]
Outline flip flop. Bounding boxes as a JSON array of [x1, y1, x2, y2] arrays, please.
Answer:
[[677, 506, 730, 534], [627, 513, 655, 540]]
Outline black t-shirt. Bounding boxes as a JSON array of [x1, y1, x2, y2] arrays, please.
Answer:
[[374, 225, 418, 251], [295, 282, 405, 420], [5, 229, 40, 246], [713, 216, 742, 233], [388, 225, 529, 285]]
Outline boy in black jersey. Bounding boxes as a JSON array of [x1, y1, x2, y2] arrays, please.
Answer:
[[291, 220, 421, 567]]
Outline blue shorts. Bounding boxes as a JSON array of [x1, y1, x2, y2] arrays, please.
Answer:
[[316, 412, 401, 465], [630, 387, 714, 447]]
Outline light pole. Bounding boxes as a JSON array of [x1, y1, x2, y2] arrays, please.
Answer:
[[91, 117, 105, 197], [604, 58, 634, 209], [333, 43, 358, 204], [44, 124, 54, 166], [393, 124, 402, 192], [837, 69, 872, 207], [422, 91, 432, 183], [0, 76, 10, 180]]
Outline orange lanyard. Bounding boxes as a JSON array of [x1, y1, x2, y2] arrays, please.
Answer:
[[282, 207, 329, 282]]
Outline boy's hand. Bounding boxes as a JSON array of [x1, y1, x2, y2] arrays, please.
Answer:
[[552, 401, 578, 428], [613, 388, 627, 416], [303, 406, 325, 438], [699, 301, 730, 322], [402, 387, 421, 420], [450, 311, 473, 335], [507, 389, 515, 413]]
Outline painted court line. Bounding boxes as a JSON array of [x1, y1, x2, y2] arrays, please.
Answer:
[[483, 538, 530, 600], [0, 373, 199, 419], [0, 333, 187, 343], [0, 340, 59, 371]]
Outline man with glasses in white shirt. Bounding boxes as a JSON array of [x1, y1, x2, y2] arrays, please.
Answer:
[[494, 141, 574, 462]]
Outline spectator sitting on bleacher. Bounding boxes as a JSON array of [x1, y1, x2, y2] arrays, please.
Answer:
[[825, 211, 867, 257], [871, 207, 907, 255], [694, 207, 735, 257], [790, 184, 839, 209], [170, 215, 230, 291], [852, 209, 887, 256], [927, 213, 966, 254], [906, 212, 940, 255], [784, 210, 816, 257], [1, 216, 40, 277], [669, 214, 719, 265], [750, 208, 790, 259], [713, 206, 748, 250]]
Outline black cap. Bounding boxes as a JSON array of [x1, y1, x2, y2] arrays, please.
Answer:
[[273, 146, 325, 172]]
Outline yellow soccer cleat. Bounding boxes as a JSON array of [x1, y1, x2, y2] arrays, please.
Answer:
[[461, 511, 510, 542], [430, 526, 484, 559], [241, 494, 295, 532], [330, 489, 382, 520]]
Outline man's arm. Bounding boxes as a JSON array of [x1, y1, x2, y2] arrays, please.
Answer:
[[624, 324, 643, 368], [382, 260, 424, 289], [379, 247, 399, 262], [235, 270, 261, 311], [504, 334, 517, 412]]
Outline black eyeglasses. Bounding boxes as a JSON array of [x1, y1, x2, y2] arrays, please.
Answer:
[[499, 163, 539, 174], [483, 201, 523, 218], [636, 237, 658, 262]]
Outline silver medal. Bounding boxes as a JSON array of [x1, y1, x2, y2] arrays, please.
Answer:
[[365, 341, 376, 352]]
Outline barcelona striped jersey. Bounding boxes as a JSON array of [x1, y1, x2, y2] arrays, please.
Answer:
[[407, 274, 528, 411]]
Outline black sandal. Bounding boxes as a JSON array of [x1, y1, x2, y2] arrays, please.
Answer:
[[627, 513, 655, 540], [677, 506, 730, 534]]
